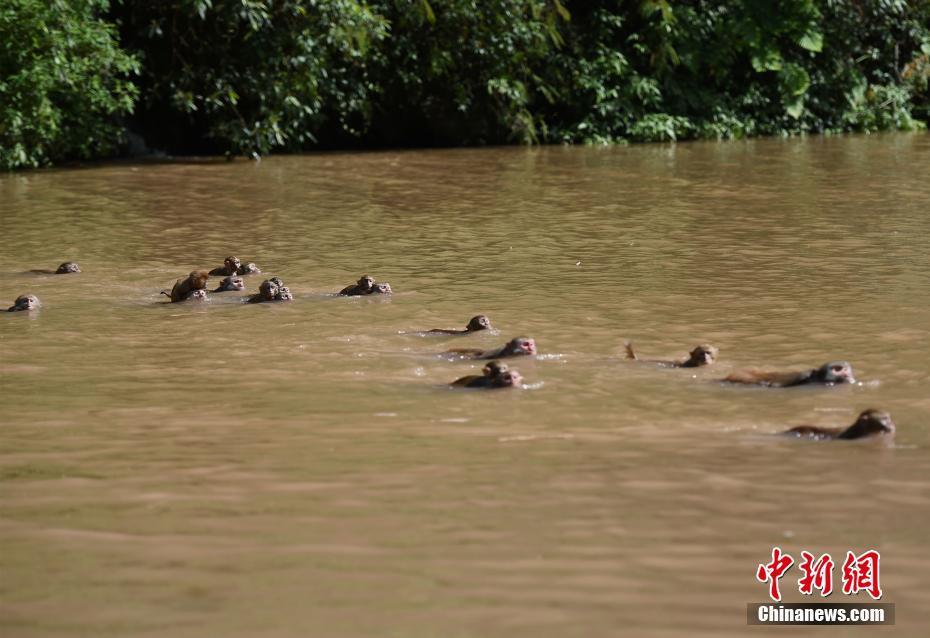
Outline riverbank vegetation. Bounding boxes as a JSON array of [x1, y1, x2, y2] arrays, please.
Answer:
[[2, 0, 929, 169]]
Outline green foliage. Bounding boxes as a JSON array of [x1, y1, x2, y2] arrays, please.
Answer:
[[0, 0, 138, 170], [363, 1, 569, 146], [3, 0, 930, 167], [551, 0, 930, 143], [113, 0, 389, 156], [808, 0, 930, 133]]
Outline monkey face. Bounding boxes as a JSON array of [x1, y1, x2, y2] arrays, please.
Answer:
[[357, 275, 375, 291], [186, 289, 208, 301], [238, 262, 261, 275], [372, 283, 392, 294], [9, 294, 41, 311], [498, 370, 523, 387], [275, 286, 294, 301], [467, 315, 491, 331], [220, 276, 245, 291], [224, 256, 241, 272], [688, 344, 718, 366], [56, 262, 80, 274], [819, 361, 855, 384], [268, 277, 285, 288], [259, 281, 279, 300], [508, 337, 536, 356]]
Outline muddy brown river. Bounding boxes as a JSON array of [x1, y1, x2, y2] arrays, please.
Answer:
[[1, 134, 929, 637]]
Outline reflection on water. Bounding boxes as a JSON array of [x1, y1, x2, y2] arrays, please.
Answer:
[[1, 134, 929, 637]]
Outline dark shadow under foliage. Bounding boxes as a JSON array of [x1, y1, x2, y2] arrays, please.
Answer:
[[3, 1, 929, 168]]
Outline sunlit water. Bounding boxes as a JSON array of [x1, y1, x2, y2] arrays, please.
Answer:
[[1, 134, 929, 637]]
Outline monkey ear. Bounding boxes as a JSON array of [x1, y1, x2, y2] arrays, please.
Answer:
[[624, 341, 637, 360]]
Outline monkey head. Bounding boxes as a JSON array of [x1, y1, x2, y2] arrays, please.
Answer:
[[685, 344, 718, 367], [259, 280, 279, 301], [840, 409, 895, 439], [483, 360, 509, 377], [8, 294, 41, 311], [217, 276, 245, 291], [56, 262, 81, 274], [467, 315, 492, 332], [815, 361, 856, 384], [238, 262, 261, 275], [502, 337, 537, 356]]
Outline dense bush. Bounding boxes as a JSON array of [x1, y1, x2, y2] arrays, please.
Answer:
[[111, 0, 389, 156], [0, 0, 138, 169], [545, 0, 930, 142], [361, 0, 569, 146], [2, 0, 929, 168]]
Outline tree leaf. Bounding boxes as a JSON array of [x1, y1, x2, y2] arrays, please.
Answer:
[[799, 30, 823, 52], [420, 0, 435, 25], [779, 64, 810, 97], [751, 49, 783, 72]]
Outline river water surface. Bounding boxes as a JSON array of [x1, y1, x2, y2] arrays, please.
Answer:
[[1, 134, 929, 637]]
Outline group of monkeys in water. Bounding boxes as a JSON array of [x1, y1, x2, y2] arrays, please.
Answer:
[[162, 257, 394, 303], [8, 257, 896, 444]]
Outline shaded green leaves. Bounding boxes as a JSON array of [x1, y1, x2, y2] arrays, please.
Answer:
[[799, 29, 822, 52]]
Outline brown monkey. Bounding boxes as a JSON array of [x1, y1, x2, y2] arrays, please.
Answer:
[[163, 270, 209, 302], [482, 360, 508, 377], [247, 280, 278, 303], [247, 279, 291, 303], [447, 336, 537, 359], [452, 360, 509, 385], [339, 275, 376, 296], [237, 262, 261, 275], [427, 315, 493, 335], [213, 276, 245, 292], [783, 409, 895, 441], [55, 262, 81, 274], [265, 277, 292, 300], [7, 294, 41, 311], [27, 262, 81, 274], [625, 342, 718, 367], [451, 360, 524, 388], [724, 361, 856, 387], [209, 256, 241, 276]]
